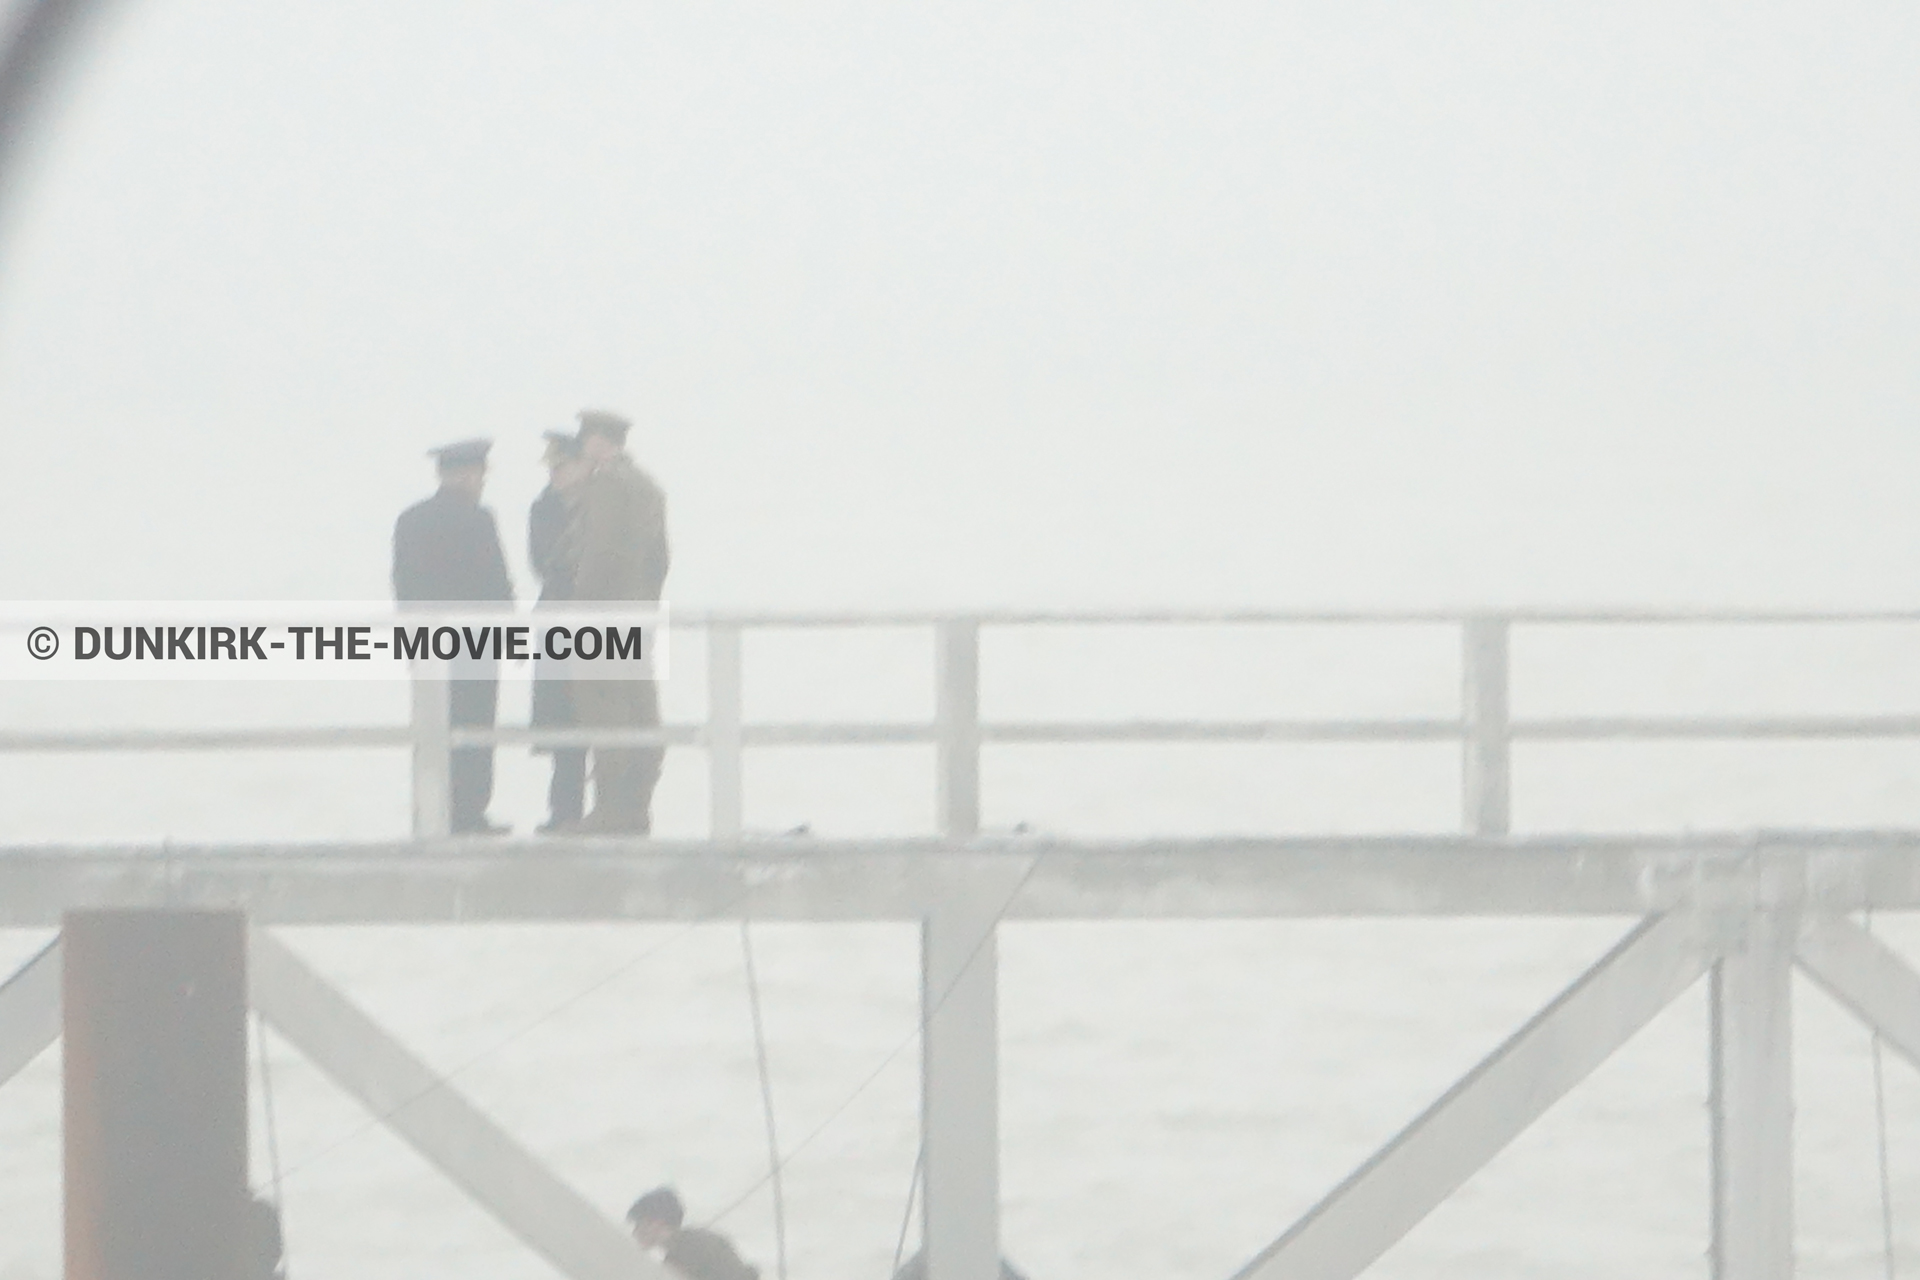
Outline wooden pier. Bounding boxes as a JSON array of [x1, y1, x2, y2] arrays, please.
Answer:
[[7, 610, 1920, 1280]]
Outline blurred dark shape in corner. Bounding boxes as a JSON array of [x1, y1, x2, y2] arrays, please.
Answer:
[[0, 0, 127, 242], [237, 1192, 285, 1280]]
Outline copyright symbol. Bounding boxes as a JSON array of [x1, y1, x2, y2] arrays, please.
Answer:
[[26, 627, 58, 660]]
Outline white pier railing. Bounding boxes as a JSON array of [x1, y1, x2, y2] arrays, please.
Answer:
[[9, 609, 1920, 1280], [10, 608, 1920, 839]]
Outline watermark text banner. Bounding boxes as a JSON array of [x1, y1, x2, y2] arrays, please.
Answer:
[[0, 603, 669, 681]]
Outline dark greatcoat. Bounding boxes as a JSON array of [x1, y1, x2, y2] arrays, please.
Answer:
[[527, 484, 579, 732], [568, 452, 670, 828], [574, 454, 669, 602], [391, 487, 513, 605], [391, 486, 513, 828], [528, 485, 578, 604]]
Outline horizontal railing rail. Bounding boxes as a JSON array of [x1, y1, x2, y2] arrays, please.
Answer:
[[6, 609, 1920, 838], [0, 727, 417, 752], [627, 607, 1920, 626]]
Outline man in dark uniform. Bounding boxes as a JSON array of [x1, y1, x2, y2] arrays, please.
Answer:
[[392, 439, 514, 835], [567, 409, 670, 833], [626, 1187, 758, 1280], [529, 429, 590, 831]]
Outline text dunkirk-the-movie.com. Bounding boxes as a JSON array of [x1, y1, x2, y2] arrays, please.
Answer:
[[2, 603, 669, 682]]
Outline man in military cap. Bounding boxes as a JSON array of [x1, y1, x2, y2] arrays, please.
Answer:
[[567, 409, 670, 833], [392, 439, 514, 835], [529, 430, 590, 831]]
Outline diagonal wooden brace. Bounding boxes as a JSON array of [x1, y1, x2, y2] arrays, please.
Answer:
[[0, 936, 60, 1088], [248, 929, 664, 1280], [1795, 914, 1920, 1072], [1232, 911, 1717, 1280]]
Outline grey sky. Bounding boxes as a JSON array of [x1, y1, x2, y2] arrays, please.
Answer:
[[0, 0, 1916, 607]]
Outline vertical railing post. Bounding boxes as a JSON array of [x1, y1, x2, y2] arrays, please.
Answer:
[[1461, 616, 1511, 836], [410, 664, 452, 839], [922, 888, 1002, 1280], [936, 618, 981, 839], [1710, 856, 1798, 1280], [924, 616, 996, 1280], [708, 623, 745, 840]]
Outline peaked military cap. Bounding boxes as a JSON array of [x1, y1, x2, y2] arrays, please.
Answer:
[[576, 409, 631, 445], [428, 438, 492, 468], [541, 429, 582, 462]]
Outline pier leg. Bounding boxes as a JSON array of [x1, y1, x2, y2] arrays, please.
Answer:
[[1710, 910, 1795, 1280], [248, 929, 655, 1280], [0, 936, 60, 1088], [1232, 912, 1713, 1280], [1796, 914, 1920, 1072], [63, 909, 247, 1280], [921, 894, 1001, 1280]]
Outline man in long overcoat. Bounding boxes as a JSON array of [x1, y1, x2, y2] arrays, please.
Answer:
[[392, 438, 514, 835], [568, 409, 669, 833], [529, 430, 590, 830]]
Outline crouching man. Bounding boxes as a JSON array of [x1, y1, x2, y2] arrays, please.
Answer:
[[627, 1187, 758, 1280]]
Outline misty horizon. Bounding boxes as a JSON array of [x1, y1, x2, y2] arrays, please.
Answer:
[[0, 1, 1915, 611]]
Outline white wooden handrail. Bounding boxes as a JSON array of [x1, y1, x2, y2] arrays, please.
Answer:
[[7, 609, 1920, 843]]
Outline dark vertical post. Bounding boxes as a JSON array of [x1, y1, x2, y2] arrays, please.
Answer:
[[64, 909, 248, 1280]]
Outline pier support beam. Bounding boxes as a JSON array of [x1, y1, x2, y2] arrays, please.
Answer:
[[1709, 902, 1796, 1280], [0, 936, 60, 1088], [921, 892, 1002, 1280], [1233, 911, 1713, 1280], [63, 909, 247, 1280], [1796, 915, 1920, 1072], [247, 929, 658, 1280]]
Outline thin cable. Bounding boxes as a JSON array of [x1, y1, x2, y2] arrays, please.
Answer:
[[889, 1140, 924, 1279], [740, 919, 788, 1280], [255, 1010, 290, 1279], [277, 880, 760, 1184], [708, 852, 1047, 1227], [1868, 908, 1898, 1280]]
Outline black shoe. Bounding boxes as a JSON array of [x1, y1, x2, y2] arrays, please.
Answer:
[[535, 817, 577, 835], [452, 816, 512, 836]]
